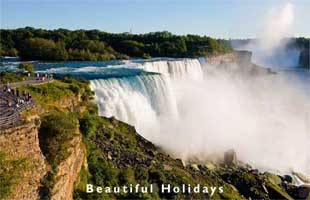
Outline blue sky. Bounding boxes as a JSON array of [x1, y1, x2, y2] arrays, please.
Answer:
[[1, 0, 309, 39]]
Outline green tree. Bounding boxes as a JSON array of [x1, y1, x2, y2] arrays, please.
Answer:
[[19, 38, 68, 60], [18, 63, 33, 73]]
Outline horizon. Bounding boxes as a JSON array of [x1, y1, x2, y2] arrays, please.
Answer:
[[1, 0, 310, 39]]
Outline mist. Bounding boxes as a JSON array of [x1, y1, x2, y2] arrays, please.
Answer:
[[143, 67, 310, 175], [232, 1, 300, 68], [91, 0, 309, 177]]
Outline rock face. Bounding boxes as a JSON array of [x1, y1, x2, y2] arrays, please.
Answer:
[[299, 49, 310, 68], [50, 135, 86, 200], [0, 117, 85, 200], [224, 149, 237, 166], [205, 51, 273, 76], [0, 121, 46, 200], [206, 52, 237, 65]]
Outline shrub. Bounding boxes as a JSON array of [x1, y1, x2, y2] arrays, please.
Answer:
[[18, 63, 34, 73], [0, 71, 26, 84], [39, 111, 78, 168], [79, 113, 98, 138]]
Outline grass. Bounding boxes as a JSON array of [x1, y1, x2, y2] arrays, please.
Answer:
[[0, 71, 27, 84], [19, 76, 93, 111], [0, 151, 31, 199]]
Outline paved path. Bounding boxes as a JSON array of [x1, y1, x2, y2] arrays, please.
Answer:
[[0, 77, 53, 88]]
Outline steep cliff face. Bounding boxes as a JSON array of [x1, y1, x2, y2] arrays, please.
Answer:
[[50, 135, 86, 200], [205, 51, 273, 76], [205, 52, 237, 65], [0, 77, 90, 200], [0, 121, 46, 200]]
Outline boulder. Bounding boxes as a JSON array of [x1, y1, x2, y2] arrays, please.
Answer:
[[265, 172, 282, 185]]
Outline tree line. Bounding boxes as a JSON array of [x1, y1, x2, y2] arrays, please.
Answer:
[[0, 27, 232, 61]]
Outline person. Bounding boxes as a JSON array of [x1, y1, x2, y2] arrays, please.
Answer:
[[15, 103, 20, 110]]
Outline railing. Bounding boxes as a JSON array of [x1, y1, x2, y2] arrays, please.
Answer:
[[0, 111, 19, 127], [0, 77, 53, 129], [0, 101, 35, 129]]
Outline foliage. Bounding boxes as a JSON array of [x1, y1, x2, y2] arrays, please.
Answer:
[[19, 76, 91, 110], [20, 80, 74, 107], [0, 152, 29, 199], [39, 111, 79, 168], [19, 37, 68, 60], [79, 113, 99, 138], [0, 27, 232, 60], [0, 71, 26, 84], [18, 62, 34, 73]]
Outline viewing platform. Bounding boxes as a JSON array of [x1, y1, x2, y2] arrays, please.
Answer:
[[0, 74, 53, 129]]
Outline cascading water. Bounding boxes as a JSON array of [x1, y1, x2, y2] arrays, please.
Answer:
[[90, 57, 310, 176], [90, 73, 179, 137], [90, 58, 204, 140], [140, 59, 204, 80]]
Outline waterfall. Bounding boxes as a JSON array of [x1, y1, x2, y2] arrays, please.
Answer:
[[90, 57, 310, 175], [90, 58, 204, 131], [90, 74, 178, 134], [140, 59, 204, 80], [89, 58, 204, 138]]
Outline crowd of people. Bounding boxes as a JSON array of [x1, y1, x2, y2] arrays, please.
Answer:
[[31, 73, 53, 81], [0, 73, 54, 128], [1, 85, 33, 111]]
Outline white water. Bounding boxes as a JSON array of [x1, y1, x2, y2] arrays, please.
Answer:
[[140, 59, 204, 80], [233, 1, 300, 68], [90, 58, 310, 176], [90, 74, 179, 136]]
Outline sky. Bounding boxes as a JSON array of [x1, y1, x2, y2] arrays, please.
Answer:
[[0, 0, 309, 39]]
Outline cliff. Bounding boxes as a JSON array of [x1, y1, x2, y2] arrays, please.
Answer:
[[205, 51, 274, 76], [50, 134, 86, 200], [0, 77, 90, 200], [0, 121, 46, 200]]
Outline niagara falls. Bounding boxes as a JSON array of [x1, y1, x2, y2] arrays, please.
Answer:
[[1, 0, 309, 199]]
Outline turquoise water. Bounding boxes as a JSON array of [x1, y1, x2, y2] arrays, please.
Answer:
[[1, 58, 309, 92]]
